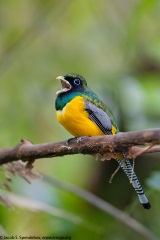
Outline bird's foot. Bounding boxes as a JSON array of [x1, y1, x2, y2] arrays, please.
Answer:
[[66, 137, 77, 146], [76, 136, 86, 143], [66, 136, 86, 145]]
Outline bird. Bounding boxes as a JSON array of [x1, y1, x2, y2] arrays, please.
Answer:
[[55, 73, 151, 209]]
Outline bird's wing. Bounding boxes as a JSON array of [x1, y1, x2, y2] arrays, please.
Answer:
[[85, 99, 114, 135]]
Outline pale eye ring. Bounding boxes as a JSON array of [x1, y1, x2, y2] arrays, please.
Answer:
[[74, 79, 80, 85]]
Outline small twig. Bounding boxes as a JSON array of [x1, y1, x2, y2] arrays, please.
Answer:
[[109, 159, 128, 183], [42, 175, 158, 240], [26, 160, 35, 169], [128, 144, 154, 160], [126, 144, 159, 158], [109, 164, 121, 183]]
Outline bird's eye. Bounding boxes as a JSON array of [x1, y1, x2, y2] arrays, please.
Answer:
[[74, 79, 81, 85]]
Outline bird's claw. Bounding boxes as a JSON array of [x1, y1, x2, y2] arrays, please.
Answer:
[[76, 137, 82, 143], [66, 136, 86, 145], [66, 137, 76, 146]]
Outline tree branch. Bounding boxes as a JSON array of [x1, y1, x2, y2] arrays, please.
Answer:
[[0, 129, 160, 165], [43, 175, 158, 240]]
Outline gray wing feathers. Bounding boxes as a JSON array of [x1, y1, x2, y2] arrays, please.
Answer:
[[84, 99, 150, 208], [85, 100, 112, 135]]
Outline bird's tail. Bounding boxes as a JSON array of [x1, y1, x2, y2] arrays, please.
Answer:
[[116, 159, 151, 209]]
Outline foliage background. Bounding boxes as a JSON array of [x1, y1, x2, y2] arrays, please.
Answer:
[[0, 0, 160, 239]]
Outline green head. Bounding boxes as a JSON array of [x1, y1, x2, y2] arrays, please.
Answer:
[[56, 73, 87, 95]]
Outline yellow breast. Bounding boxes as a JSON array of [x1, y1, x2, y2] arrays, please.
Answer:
[[56, 96, 104, 137]]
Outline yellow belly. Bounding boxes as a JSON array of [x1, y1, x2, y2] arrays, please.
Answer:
[[56, 96, 104, 137]]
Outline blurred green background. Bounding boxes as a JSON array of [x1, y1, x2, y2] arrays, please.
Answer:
[[0, 0, 160, 239]]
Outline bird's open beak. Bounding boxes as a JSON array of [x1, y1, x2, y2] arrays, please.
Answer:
[[56, 76, 72, 95]]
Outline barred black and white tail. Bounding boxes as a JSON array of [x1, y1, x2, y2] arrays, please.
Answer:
[[116, 159, 151, 209]]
